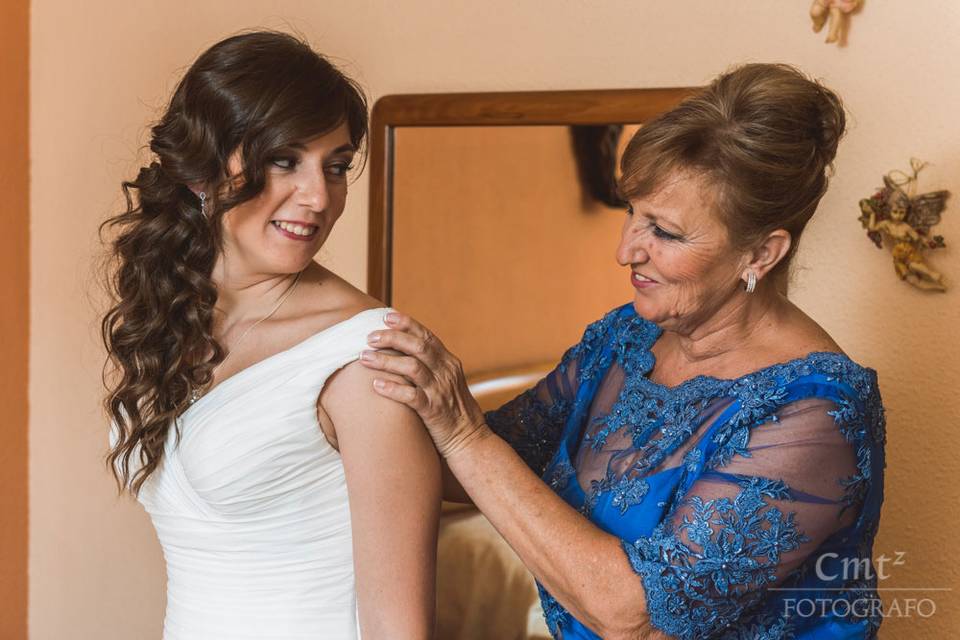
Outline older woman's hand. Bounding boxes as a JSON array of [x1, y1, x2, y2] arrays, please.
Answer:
[[360, 312, 489, 459]]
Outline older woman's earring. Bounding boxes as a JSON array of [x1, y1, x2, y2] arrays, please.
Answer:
[[745, 271, 757, 293], [199, 192, 208, 218]]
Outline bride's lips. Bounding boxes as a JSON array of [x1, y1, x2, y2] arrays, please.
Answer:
[[631, 271, 658, 289], [271, 220, 319, 242]]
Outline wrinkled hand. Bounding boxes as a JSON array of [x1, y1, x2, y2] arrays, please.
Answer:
[[360, 312, 489, 459]]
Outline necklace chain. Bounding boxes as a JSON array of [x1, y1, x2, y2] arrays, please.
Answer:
[[188, 269, 304, 405]]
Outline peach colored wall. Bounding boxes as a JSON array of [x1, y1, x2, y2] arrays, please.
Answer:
[[31, 2, 958, 638], [1, 1, 29, 638]]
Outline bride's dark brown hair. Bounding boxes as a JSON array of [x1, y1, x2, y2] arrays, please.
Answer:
[[100, 31, 368, 494]]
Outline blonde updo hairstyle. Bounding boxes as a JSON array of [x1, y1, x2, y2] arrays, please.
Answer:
[[618, 63, 846, 276]]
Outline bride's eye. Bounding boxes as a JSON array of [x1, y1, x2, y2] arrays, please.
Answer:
[[325, 161, 355, 179], [269, 156, 298, 170]]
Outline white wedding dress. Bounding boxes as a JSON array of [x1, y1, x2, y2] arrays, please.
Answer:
[[132, 307, 392, 639]]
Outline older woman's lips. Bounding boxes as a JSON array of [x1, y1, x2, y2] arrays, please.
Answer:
[[631, 272, 658, 289]]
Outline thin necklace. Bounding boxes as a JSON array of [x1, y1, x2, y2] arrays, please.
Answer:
[[189, 269, 304, 405]]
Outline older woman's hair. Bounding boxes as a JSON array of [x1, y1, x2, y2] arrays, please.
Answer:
[[99, 31, 368, 493], [619, 63, 846, 272]]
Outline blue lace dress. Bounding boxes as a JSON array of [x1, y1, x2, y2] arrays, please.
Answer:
[[487, 304, 885, 639]]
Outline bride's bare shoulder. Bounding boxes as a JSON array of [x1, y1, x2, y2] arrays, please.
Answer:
[[296, 262, 386, 327], [299, 263, 402, 448]]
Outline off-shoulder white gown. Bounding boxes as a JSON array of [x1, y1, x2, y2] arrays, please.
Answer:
[[134, 308, 391, 639]]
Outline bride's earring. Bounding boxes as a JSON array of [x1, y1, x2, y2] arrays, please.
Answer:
[[199, 191, 208, 219]]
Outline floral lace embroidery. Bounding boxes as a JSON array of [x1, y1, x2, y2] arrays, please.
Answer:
[[486, 388, 572, 476], [485, 304, 885, 639], [536, 582, 570, 636], [623, 480, 809, 637], [610, 475, 651, 514], [716, 611, 795, 640], [485, 307, 629, 475], [589, 470, 651, 514], [547, 460, 576, 492]]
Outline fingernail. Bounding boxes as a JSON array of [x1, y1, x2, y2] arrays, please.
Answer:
[[384, 312, 399, 325], [367, 332, 381, 344], [360, 350, 375, 362], [373, 379, 386, 390]]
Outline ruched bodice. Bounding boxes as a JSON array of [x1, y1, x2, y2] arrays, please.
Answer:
[[136, 307, 392, 639]]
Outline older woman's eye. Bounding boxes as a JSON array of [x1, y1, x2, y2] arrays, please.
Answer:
[[269, 156, 298, 170], [651, 223, 682, 242], [625, 205, 635, 216]]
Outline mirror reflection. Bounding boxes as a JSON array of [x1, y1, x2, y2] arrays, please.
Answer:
[[391, 123, 640, 640], [392, 124, 641, 379]]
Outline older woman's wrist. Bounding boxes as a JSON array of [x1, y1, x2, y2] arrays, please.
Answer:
[[442, 420, 494, 463]]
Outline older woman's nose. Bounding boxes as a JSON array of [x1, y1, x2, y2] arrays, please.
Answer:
[[296, 171, 330, 212], [616, 232, 650, 267]]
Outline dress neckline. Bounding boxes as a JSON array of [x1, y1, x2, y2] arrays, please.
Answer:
[[182, 306, 388, 416], [645, 349, 864, 394], [619, 306, 870, 394]]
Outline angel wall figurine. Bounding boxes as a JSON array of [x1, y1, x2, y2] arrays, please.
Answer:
[[859, 159, 949, 292], [810, 0, 862, 45]]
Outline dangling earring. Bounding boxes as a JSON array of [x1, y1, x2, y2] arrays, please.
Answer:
[[199, 191, 208, 218], [744, 270, 757, 294]]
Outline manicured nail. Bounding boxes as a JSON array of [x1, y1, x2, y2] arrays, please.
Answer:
[[384, 312, 399, 325], [360, 350, 375, 362], [373, 379, 386, 390], [367, 332, 381, 344]]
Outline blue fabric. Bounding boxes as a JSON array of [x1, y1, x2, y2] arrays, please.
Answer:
[[487, 304, 885, 639]]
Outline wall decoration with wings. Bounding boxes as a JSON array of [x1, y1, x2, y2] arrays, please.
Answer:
[[810, 0, 862, 45], [858, 159, 950, 292]]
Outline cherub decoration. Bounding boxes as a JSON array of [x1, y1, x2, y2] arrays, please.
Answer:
[[859, 159, 949, 292], [810, 0, 862, 45]]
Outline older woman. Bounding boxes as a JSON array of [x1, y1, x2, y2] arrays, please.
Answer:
[[362, 63, 885, 639]]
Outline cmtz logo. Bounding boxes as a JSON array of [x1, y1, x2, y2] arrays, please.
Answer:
[[775, 552, 949, 621], [814, 550, 906, 581]]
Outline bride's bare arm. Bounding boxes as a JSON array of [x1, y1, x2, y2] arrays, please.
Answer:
[[320, 361, 442, 639]]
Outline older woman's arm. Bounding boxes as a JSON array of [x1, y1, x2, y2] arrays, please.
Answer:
[[361, 314, 660, 638], [444, 427, 664, 639], [362, 313, 869, 639], [440, 364, 577, 503], [439, 362, 580, 503], [422, 323, 588, 505]]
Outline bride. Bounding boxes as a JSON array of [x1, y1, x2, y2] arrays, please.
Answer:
[[100, 31, 440, 639]]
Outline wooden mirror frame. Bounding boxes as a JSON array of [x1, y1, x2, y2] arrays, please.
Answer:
[[366, 87, 699, 300]]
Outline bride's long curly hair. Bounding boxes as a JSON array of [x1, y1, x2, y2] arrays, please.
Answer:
[[100, 31, 368, 494]]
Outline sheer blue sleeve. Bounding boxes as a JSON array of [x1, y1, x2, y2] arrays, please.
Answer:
[[622, 387, 878, 638], [484, 304, 653, 478], [484, 346, 582, 477]]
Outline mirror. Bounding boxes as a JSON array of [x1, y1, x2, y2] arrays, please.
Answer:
[[367, 88, 695, 639]]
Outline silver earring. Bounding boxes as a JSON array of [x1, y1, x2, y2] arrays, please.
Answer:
[[199, 192, 208, 218], [745, 271, 757, 294]]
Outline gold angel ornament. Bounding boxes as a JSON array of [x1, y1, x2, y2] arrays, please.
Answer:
[[859, 160, 949, 292], [810, 0, 862, 45]]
